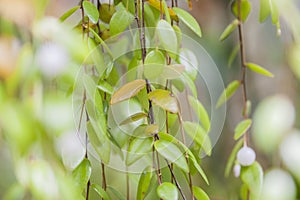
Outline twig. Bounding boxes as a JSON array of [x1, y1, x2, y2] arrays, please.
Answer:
[[237, 0, 249, 147]]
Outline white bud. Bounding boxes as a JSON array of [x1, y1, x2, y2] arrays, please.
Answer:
[[233, 164, 241, 177], [237, 146, 256, 166], [36, 42, 69, 78]]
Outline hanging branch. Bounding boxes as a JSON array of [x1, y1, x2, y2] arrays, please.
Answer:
[[80, 1, 91, 199], [237, 0, 249, 146]]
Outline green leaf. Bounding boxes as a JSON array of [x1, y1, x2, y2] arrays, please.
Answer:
[[119, 112, 148, 126], [173, 25, 182, 47], [216, 80, 241, 108], [158, 132, 209, 184], [97, 80, 114, 95], [148, 89, 179, 113], [110, 79, 146, 104], [179, 48, 198, 80], [156, 19, 178, 54], [126, 137, 153, 165], [59, 6, 80, 22], [188, 96, 210, 132], [219, 19, 239, 41], [259, 0, 271, 22], [154, 139, 189, 172], [83, 74, 98, 104], [107, 185, 126, 200], [241, 162, 263, 196], [137, 167, 153, 200], [183, 121, 212, 156], [225, 139, 243, 177], [86, 121, 111, 164], [144, 50, 165, 79], [161, 0, 171, 24], [133, 124, 159, 137], [83, 1, 99, 24], [228, 44, 240, 68], [99, 4, 116, 24], [234, 119, 252, 140], [182, 72, 197, 97], [110, 10, 134, 36], [193, 186, 210, 200], [231, 0, 251, 22], [157, 182, 178, 200], [245, 62, 274, 77], [92, 184, 111, 200], [72, 159, 92, 192], [161, 64, 185, 79], [270, 0, 279, 25], [173, 7, 202, 37]]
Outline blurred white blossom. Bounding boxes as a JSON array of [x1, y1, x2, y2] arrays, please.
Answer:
[[36, 42, 69, 78]]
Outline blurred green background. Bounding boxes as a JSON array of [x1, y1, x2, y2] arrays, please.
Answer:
[[1, 0, 300, 199]]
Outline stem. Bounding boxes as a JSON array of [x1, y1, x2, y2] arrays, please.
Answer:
[[126, 166, 130, 200], [160, 0, 163, 19], [165, 160, 187, 200], [154, 135, 163, 185], [86, 180, 91, 200], [101, 162, 107, 190], [237, 0, 249, 147], [80, 3, 91, 199], [178, 113, 194, 200], [80, 0, 85, 39]]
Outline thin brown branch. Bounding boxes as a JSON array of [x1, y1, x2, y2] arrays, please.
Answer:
[[165, 160, 187, 200], [237, 0, 249, 147], [101, 162, 107, 189]]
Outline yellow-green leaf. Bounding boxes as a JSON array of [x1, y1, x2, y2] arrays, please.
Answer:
[[154, 139, 189, 172], [99, 4, 116, 24], [219, 19, 239, 41], [119, 112, 148, 126], [216, 80, 241, 108], [188, 96, 210, 132], [259, 0, 271, 22], [148, 89, 178, 113], [245, 62, 274, 77], [147, 0, 179, 22], [228, 44, 240, 68], [270, 0, 279, 25], [183, 121, 212, 156], [193, 186, 210, 200], [157, 182, 178, 200], [110, 79, 146, 104], [231, 0, 251, 22], [173, 7, 202, 37], [234, 119, 252, 140], [83, 1, 99, 24], [59, 6, 80, 22]]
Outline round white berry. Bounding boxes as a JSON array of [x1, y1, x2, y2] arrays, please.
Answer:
[[233, 164, 241, 177], [237, 146, 256, 166], [36, 42, 69, 78]]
